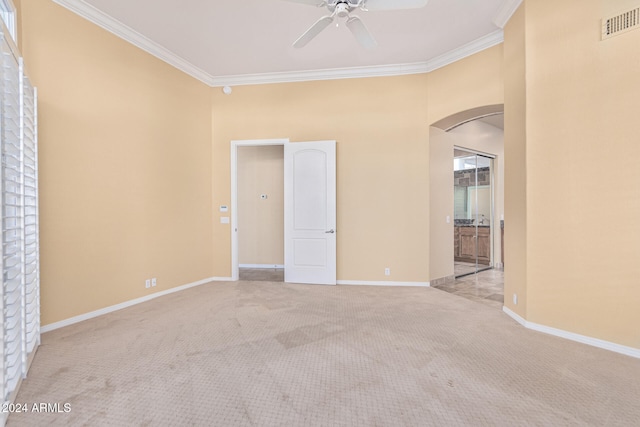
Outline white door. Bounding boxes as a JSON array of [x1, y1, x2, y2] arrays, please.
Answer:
[[284, 141, 336, 285]]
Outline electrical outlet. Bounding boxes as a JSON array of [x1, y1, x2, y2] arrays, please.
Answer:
[[151, 278, 157, 287], [145, 279, 151, 289], [384, 268, 390, 276], [513, 294, 518, 305]]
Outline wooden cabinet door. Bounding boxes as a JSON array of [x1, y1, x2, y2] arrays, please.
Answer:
[[456, 226, 491, 266], [477, 233, 491, 264], [459, 227, 476, 259], [454, 226, 460, 257]]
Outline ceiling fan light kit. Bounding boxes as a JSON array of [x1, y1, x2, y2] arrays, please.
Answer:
[[285, 0, 429, 49]]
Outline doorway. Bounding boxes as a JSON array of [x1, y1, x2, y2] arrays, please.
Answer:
[[231, 139, 288, 281], [230, 139, 337, 285], [453, 148, 494, 278], [237, 144, 285, 282], [429, 109, 505, 308]]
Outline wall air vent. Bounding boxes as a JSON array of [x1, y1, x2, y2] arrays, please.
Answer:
[[602, 7, 640, 40]]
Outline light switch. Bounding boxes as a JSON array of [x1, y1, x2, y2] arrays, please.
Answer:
[[220, 217, 230, 224], [446, 216, 451, 224], [220, 205, 228, 212]]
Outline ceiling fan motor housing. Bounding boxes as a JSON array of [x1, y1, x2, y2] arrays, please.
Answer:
[[328, 0, 361, 16], [292, 0, 434, 49], [335, 3, 350, 17]]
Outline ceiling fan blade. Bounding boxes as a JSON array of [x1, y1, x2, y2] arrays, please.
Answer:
[[293, 15, 334, 48], [346, 16, 377, 49], [282, 0, 326, 6], [363, 0, 429, 11]]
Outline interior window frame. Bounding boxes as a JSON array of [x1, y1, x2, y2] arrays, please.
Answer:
[[0, 0, 17, 43]]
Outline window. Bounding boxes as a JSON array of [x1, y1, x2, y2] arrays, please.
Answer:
[[0, 0, 16, 43]]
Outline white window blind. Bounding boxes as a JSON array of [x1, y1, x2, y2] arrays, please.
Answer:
[[20, 63, 39, 364], [1, 24, 23, 403], [0, 21, 39, 421]]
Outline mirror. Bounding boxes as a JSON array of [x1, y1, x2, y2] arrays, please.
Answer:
[[453, 153, 491, 225], [453, 150, 493, 277]]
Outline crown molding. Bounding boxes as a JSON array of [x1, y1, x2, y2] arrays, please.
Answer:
[[211, 30, 504, 87], [493, 0, 524, 28], [210, 62, 432, 87], [52, 0, 503, 88], [422, 29, 504, 74], [52, 0, 215, 85]]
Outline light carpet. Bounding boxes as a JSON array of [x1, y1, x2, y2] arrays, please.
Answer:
[[8, 280, 640, 426]]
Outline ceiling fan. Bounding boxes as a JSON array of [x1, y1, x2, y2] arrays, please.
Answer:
[[284, 0, 430, 49]]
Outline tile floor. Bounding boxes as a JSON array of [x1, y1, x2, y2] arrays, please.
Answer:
[[433, 268, 504, 309], [454, 261, 492, 277], [454, 261, 478, 277]]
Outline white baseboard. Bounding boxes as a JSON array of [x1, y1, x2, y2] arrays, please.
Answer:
[[502, 306, 640, 359], [211, 277, 233, 282], [41, 277, 220, 333], [337, 280, 430, 287], [239, 264, 284, 269], [502, 306, 527, 326]]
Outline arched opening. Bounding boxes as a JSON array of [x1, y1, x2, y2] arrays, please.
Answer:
[[429, 105, 505, 309], [431, 104, 504, 132]]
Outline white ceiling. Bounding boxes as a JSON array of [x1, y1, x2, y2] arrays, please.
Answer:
[[54, 0, 521, 86], [478, 114, 504, 130]]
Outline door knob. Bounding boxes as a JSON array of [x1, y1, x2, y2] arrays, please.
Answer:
[[325, 229, 336, 234]]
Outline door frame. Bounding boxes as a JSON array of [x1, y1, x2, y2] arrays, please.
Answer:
[[230, 138, 289, 281]]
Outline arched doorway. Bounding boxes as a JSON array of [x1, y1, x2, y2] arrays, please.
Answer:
[[429, 105, 505, 308]]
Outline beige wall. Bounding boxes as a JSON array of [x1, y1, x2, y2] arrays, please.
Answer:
[[213, 47, 504, 284], [428, 128, 455, 281], [20, 0, 214, 325], [522, 0, 640, 348], [212, 76, 431, 282], [237, 145, 284, 266], [428, 45, 504, 125], [503, 3, 528, 318]]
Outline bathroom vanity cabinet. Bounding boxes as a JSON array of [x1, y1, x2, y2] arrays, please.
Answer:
[[454, 226, 491, 265]]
